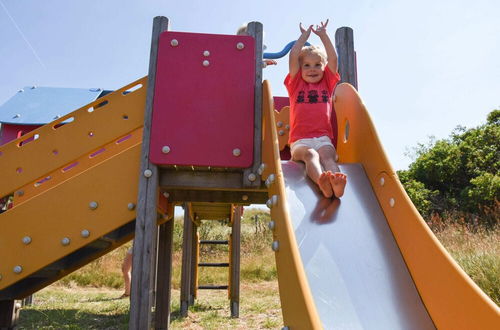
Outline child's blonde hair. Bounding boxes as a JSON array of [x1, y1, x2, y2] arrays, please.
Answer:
[[299, 45, 327, 64]]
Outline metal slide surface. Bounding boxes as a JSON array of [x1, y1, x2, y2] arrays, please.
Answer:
[[282, 161, 435, 329]]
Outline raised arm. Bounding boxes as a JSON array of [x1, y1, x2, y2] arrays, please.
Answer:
[[313, 19, 338, 73], [289, 23, 312, 79]]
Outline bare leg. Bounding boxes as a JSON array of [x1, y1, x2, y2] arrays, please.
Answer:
[[318, 146, 347, 198], [292, 146, 333, 198], [121, 252, 132, 297]]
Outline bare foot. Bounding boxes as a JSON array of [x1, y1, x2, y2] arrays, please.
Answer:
[[329, 172, 347, 198], [317, 172, 333, 198]]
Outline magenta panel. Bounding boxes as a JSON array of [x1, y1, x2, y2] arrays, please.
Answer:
[[0, 124, 40, 146], [150, 31, 256, 167]]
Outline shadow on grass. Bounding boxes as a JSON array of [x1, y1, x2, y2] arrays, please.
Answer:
[[19, 308, 129, 329]]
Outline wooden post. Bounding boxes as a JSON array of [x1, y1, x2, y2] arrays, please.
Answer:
[[230, 206, 242, 318], [335, 27, 358, 89], [180, 203, 194, 317], [189, 223, 198, 306], [154, 211, 175, 329], [129, 16, 169, 330], [244, 22, 264, 188], [0, 300, 19, 329]]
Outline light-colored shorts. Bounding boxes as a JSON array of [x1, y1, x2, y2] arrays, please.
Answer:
[[290, 136, 334, 155]]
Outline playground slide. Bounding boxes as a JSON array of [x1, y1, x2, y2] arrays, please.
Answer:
[[0, 77, 166, 298], [264, 82, 499, 329]]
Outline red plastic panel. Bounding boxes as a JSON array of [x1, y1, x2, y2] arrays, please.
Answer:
[[150, 31, 256, 167], [0, 124, 40, 146]]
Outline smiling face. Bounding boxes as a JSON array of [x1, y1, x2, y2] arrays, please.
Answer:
[[300, 52, 326, 84]]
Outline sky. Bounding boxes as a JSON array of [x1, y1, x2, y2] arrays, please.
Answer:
[[0, 0, 499, 170]]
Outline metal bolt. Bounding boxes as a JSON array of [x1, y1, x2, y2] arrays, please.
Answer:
[[203, 50, 210, 56], [266, 195, 278, 209], [236, 42, 245, 50], [242, 195, 249, 201], [285, 124, 290, 130], [232, 148, 241, 157], [61, 237, 70, 246], [277, 121, 283, 128], [18, 89, 24, 93], [265, 174, 276, 188], [389, 198, 395, 207], [89, 88, 102, 92], [162, 145, 171, 154], [13, 114, 21, 119], [278, 130, 285, 136], [54, 115, 61, 119], [163, 192, 170, 198], [272, 241, 279, 251], [81, 230, 90, 238], [144, 169, 153, 177], [89, 201, 98, 210], [248, 173, 257, 182], [257, 163, 266, 175], [268, 220, 275, 230], [22, 236, 32, 245], [170, 39, 178, 46], [202, 60, 210, 67], [380, 177, 385, 186], [13, 266, 22, 274], [31, 86, 37, 89], [127, 203, 136, 210], [16, 190, 24, 197]]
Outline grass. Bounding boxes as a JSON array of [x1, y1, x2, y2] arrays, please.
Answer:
[[15, 209, 500, 328]]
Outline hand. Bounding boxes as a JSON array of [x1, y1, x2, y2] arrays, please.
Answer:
[[264, 59, 277, 66], [312, 19, 329, 37], [299, 23, 313, 37]]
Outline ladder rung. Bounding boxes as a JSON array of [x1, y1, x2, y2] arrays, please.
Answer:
[[198, 262, 229, 267], [199, 240, 229, 245], [198, 285, 228, 290]]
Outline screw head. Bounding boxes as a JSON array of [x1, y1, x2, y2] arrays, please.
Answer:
[[89, 201, 98, 210], [389, 198, 395, 207], [22, 236, 32, 245], [81, 230, 90, 238], [232, 148, 241, 157], [13, 266, 22, 274], [144, 169, 153, 177], [203, 50, 210, 56], [61, 237, 70, 246], [242, 195, 249, 201], [268, 221, 275, 230], [285, 124, 290, 130], [202, 60, 210, 67], [258, 163, 266, 175], [17, 190, 24, 197], [276, 121, 283, 128], [13, 114, 21, 119], [162, 146, 171, 154], [278, 130, 285, 136], [127, 203, 136, 210], [170, 39, 178, 46], [163, 192, 170, 198], [248, 173, 257, 182], [266, 195, 278, 209], [265, 174, 276, 188], [380, 177, 385, 186], [236, 42, 245, 50], [272, 241, 279, 251]]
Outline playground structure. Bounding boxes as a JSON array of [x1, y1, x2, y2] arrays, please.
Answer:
[[1, 16, 499, 329]]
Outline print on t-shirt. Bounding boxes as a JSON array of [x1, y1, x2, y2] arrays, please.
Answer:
[[296, 89, 330, 104]]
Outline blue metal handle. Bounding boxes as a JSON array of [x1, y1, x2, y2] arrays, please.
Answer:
[[263, 41, 311, 59]]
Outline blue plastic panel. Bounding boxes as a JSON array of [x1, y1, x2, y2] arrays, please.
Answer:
[[0, 87, 102, 125]]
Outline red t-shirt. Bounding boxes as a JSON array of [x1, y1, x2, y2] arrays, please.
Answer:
[[284, 66, 340, 144]]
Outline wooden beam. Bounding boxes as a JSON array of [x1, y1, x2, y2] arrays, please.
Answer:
[[230, 206, 242, 318], [159, 170, 244, 190], [335, 27, 358, 89], [180, 203, 194, 317], [154, 214, 175, 329], [164, 189, 267, 204], [244, 22, 264, 188], [0, 300, 19, 329], [129, 16, 169, 330]]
